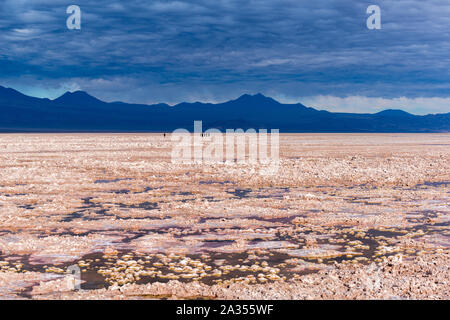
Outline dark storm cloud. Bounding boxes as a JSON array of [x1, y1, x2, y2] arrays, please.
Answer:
[[0, 0, 449, 113]]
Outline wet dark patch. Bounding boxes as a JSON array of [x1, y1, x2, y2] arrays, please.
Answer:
[[178, 192, 193, 196], [62, 196, 160, 222], [94, 178, 134, 184], [199, 180, 233, 185], [245, 215, 301, 224], [415, 181, 450, 188], [74, 252, 110, 290], [226, 188, 252, 199], [347, 197, 382, 206], [255, 187, 290, 199], [118, 201, 159, 211], [202, 240, 235, 248], [202, 196, 221, 202], [81, 197, 102, 208], [61, 210, 85, 222], [406, 210, 440, 224], [18, 204, 35, 210], [110, 189, 130, 194], [133, 187, 158, 194], [366, 229, 405, 238]]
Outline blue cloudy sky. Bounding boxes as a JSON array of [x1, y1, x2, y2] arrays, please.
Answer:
[[1, 0, 449, 114]]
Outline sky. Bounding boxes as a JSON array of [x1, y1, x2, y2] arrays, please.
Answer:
[[0, 0, 449, 114]]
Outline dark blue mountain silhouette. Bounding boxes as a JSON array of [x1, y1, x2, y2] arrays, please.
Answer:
[[0, 85, 449, 132]]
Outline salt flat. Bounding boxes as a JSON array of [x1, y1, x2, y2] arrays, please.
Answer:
[[0, 133, 448, 299]]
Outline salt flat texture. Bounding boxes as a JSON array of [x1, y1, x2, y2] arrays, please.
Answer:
[[0, 133, 448, 299]]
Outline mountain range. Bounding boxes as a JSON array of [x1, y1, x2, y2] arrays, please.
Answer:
[[0, 85, 449, 132]]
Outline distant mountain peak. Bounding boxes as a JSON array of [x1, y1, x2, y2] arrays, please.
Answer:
[[233, 93, 279, 104], [54, 90, 104, 105], [57, 90, 94, 99], [376, 109, 412, 116]]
